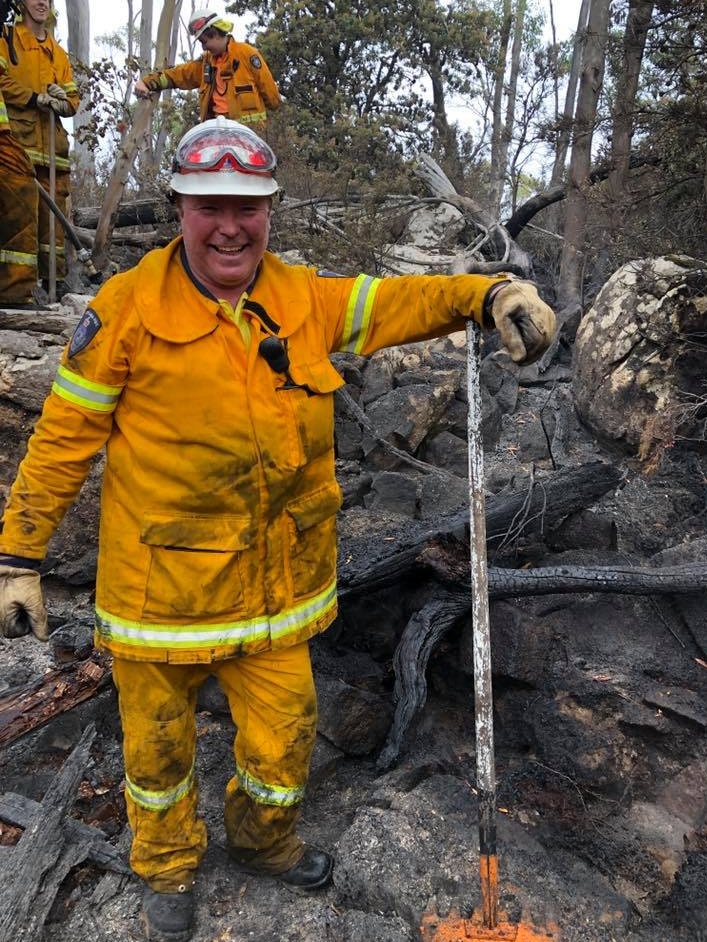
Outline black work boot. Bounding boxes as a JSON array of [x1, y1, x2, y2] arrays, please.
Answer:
[[141, 886, 194, 942], [278, 846, 334, 891]]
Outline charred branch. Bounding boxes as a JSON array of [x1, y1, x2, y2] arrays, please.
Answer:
[[0, 724, 97, 942], [0, 652, 111, 747], [339, 461, 624, 598]]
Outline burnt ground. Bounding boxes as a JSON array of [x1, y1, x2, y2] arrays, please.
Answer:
[[1, 381, 707, 942]]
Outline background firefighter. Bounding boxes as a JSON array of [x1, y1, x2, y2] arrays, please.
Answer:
[[0, 0, 78, 290], [0, 118, 555, 942], [0, 51, 38, 307], [134, 8, 281, 130]]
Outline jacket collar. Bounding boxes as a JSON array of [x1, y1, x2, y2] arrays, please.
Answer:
[[134, 241, 312, 343], [134, 238, 220, 343]]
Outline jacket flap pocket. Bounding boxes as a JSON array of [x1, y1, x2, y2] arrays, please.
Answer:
[[286, 483, 342, 532], [141, 512, 255, 550], [290, 356, 345, 394]]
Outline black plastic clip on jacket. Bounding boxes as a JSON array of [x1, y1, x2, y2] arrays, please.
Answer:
[[258, 337, 314, 396]]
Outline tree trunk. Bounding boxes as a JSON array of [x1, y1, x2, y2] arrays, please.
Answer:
[[549, 0, 591, 190], [91, 0, 178, 268], [607, 0, 654, 232], [492, 0, 526, 217], [557, 0, 611, 312], [488, 0, 512, 212], [64, 0, 94, 198]]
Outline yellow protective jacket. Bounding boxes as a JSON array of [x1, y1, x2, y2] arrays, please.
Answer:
[[0, 240, 506, 663], [142, 37, 281, 125], [0, 23, 79, 172]]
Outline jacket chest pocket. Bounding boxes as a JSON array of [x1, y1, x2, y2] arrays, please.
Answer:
[[283, 355, 345, 463], [139, 512, 255, 620]]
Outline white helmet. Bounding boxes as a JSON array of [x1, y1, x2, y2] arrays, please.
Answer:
[[188, 8, 221, 40], [170, 117, 279, 197]]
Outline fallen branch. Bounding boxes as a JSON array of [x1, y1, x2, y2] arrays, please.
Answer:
[[0, 791, 129, 874], [0, 724, 97, 942], [0, 652, 111, 747]]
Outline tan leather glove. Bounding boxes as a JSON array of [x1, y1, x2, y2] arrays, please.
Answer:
[[36, 92, 55, 110], [489, 281, 556, 364], [0, 564, 49, 641], [48, 97, 74, 117], [47, 82, 68, 100]]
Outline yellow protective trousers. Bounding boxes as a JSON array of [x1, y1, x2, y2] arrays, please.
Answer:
[[0, 130, 38, 303], [112, 642, 317, 891]]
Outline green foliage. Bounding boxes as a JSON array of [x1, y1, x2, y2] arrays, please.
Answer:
[[600, 0, 707, 266]]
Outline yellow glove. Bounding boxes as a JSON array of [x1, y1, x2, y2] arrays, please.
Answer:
[[0, 564, 49, 641], [488, 281, 556, 365], [47, 82, 68, 100]]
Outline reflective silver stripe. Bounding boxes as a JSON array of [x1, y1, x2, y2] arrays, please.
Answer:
[[236, 764, 305, 807], [39, 242, 65, 256], [125, 762, 196, 811], [0, 248, 36, 266], [239, 112, 267, 124], [339, 274, 381, 354], [26, 149, 71, 170], [95, 579, 337, 650], [52, 364, 122, 413]]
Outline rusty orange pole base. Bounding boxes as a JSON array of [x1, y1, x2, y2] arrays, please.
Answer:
[[420, 908, 560, 941]]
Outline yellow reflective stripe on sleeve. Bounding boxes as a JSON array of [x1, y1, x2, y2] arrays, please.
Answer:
[[26, 149, 71, 170], [63, 81, 78, 94], [158, 74, 170, 89], [95, 579, 337, 650], [39, 242, 65, 257], [239, 112, 267, 124], [52, 364, 122, 413], [340, 274, 381, 354], [0, 248, 36, 266], [125, 761, 196, 811], [0, 54, 7, 70], [0, 101, 8, 124], [236, 764, 305, 807]]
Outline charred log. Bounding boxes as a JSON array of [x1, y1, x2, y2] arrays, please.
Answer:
[[378, 556, 707, 771], [0, 724, 97, 942], [339, 461, 624, 598], [0, 652, 111, 747], [73, 198, 177, 229], [0, 791, 129, 874]]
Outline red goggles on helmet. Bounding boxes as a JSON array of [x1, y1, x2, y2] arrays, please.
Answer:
[[174, 125, 277, 177], [189, 14, 215, 35]]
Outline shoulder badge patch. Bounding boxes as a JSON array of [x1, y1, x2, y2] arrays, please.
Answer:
[[317, 269, 347, 278], [68, 308, 102, 358], [250, 54, 262, 69]]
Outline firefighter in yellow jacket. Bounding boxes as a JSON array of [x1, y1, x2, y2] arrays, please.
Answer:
[[0, 118, 555, 942], [0, 0, 79, 286], [0, 48, 39, 306], [135, 8, 281, 129]]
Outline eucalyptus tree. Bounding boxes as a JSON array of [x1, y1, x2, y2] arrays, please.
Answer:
[[226, 0, 493, 176], [63, 0, 93, 192]]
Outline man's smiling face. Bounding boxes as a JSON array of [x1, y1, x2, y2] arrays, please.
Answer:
[[177, 194, 271, 300]]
